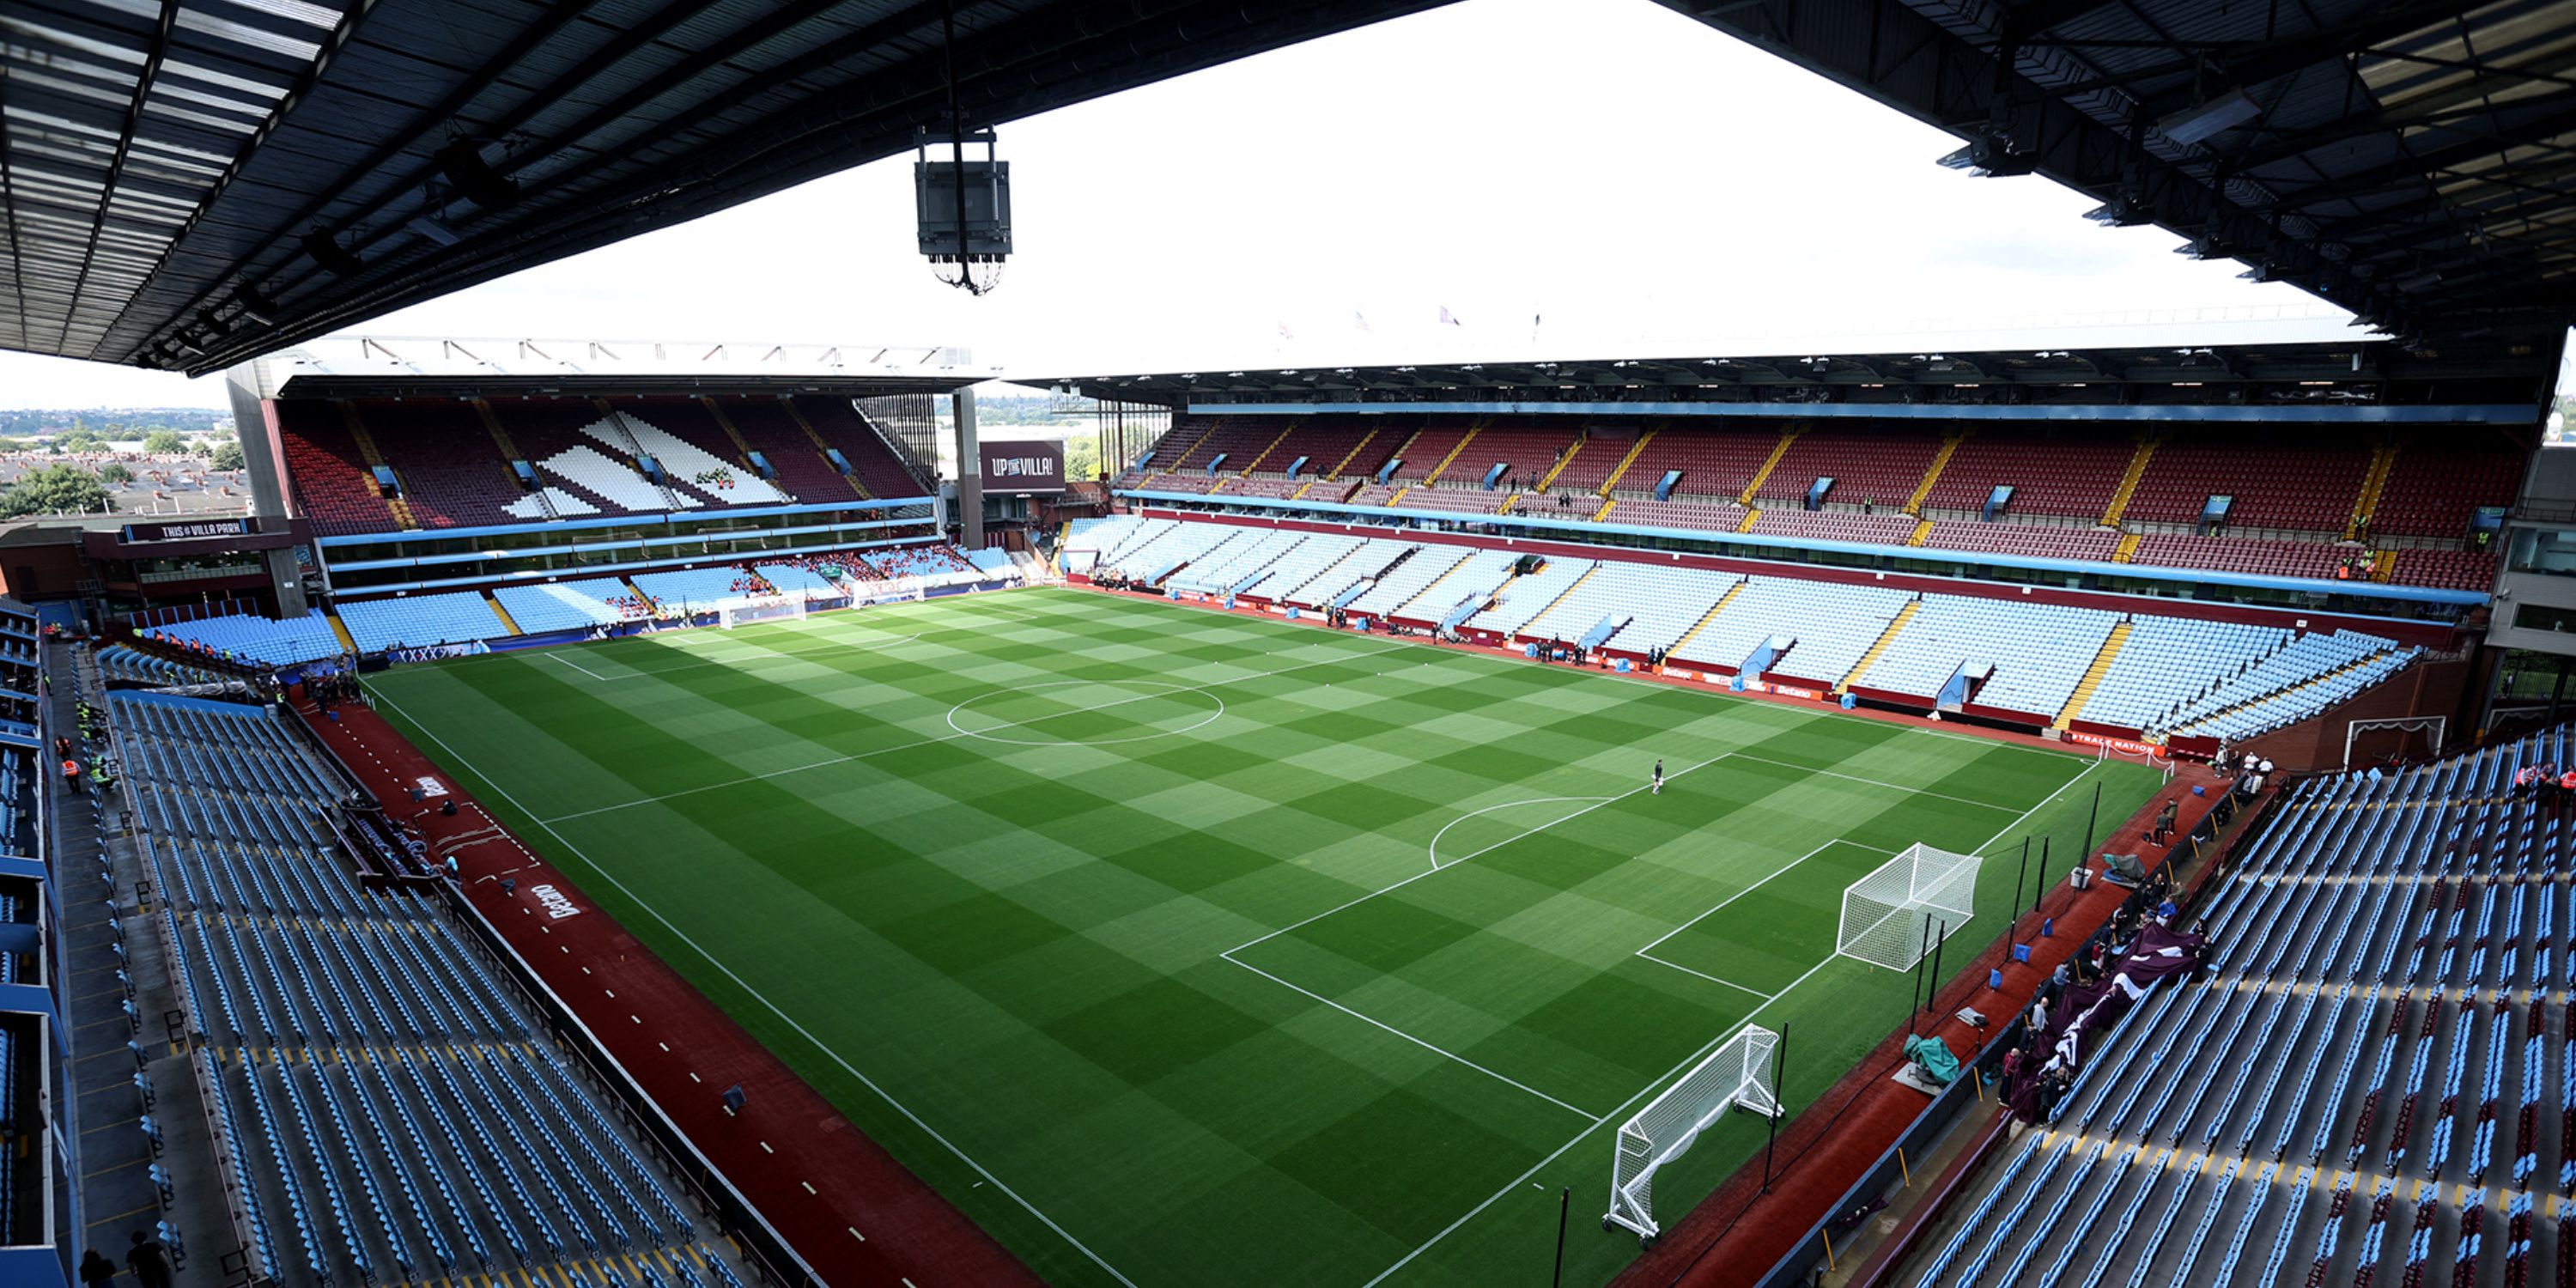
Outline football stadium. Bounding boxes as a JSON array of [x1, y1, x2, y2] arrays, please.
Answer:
[[3, 1, 2576, 1287]]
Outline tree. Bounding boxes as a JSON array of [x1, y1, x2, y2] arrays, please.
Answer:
[[0, 437, 28, 453], [210, 440, 246, 471], [141, 429, 185, 454], [1064, 433, 1101, 482], [98, 462, 135, 485], [50, 428, 104, 453], [191, 438, 215, 456], [1, 465, 112, 517]]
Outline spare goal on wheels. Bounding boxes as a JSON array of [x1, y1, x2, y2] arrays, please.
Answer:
[[1605, 1023, 1781, 1245], [1834, 843, 1980, 972]]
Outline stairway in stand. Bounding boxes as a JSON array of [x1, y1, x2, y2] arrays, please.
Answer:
[[2054, 621, 2134, 730]]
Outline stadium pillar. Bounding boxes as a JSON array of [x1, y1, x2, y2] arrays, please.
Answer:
[[262, 548, 308, 618], [952, 386, 985, 550]]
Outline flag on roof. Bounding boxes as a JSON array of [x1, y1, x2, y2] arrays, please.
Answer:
[[1438, 306, 1461, 326]]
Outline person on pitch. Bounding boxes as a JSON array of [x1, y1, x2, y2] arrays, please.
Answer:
[[1651, 758, 1664, 795]]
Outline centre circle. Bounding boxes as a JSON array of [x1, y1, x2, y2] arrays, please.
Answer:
[[945, 679, 1226, 746]]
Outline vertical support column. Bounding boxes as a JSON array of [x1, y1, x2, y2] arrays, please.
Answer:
[[261, 547, 308, 618], [953, 387, 984, 550]]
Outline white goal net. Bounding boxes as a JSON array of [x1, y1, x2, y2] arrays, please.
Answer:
[[1835, 843, 1981, 972], [1607, 1023, 1781, 1243], [719, 597, 808, 629]]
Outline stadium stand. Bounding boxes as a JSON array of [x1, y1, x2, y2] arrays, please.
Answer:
[[1856, 595, 2119, 716], [337, 594, 507, 655], [1596, 496, 1747, 531], [493, 579, 644, 633], [1383, 419, 1479, 483], [1093, 518, 2430, 739], [2122, 432, 2373, 532], [2367, 434, 2524, 538], [2073, 616, 2293, 733], [1921, 519, 2123, 563], [1612, 423, 1786, 502], [1465, 557, 1597, 637], [789, 398, 932, 499], [630, 568, 760, 611], [1117, 415, 2516, 592], [276, 402, 402, 537], [2129, 532, 2351, 580], [721, 400, 864, 504], [1460, 423, 1577, 492], [142, 611, 343, 666], [2159, 629, 2421, 741], [356, 401, 524, 530], [106, 691, 752, 1285], [1919, 429, 2140, 520], [2390, 547, 2499, 592], [97, 645, 226, 689], [598, 400, 793, 507], [1913, 728, 2569, 1288], [1397, 484, 1516, 515], [1747, 509, 1922, 545], [1668, 577, 1913, 681], [1755, 426, 1945, 511]]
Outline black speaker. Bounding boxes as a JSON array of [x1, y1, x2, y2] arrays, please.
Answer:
[[301, 229, 362, 277], [435, 138, 521, 210]]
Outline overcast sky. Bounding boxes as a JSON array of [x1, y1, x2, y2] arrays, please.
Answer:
[[0, 0, 2452, 411]]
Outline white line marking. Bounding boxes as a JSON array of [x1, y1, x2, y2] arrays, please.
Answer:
[[545, 653, 611, 682], [1225, 753, 1734, 960], [1635, 840, 1892, 957], [1971, 756, 2105, 858], [1631, 953, 1777, 999], [1359, 765, 2104, 1283], [1219, 952, 1601, 1121], [1722, 750, 2029, 813], [945, 679, 1226, 747], [368, 685, 1146, 1288], [1425, 796, 1615, 872], [536, 641, 1417, 822]]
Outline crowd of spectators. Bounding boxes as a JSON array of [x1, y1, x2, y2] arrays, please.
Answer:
[[1996, 854, 2211, 1125]]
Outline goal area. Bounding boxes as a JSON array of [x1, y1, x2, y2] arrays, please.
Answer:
[[719, 598, 808, 629], [1835, 843, 1980, 972], [1606, 1023, 1781, 1244]]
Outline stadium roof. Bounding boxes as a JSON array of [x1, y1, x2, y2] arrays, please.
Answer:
[[242, 334, 993, 398], [7, 0, 2572, 377], [1047, 334, 2567, 415], [1665, 0, 2576, 336], [2, 0, 1446, 374]]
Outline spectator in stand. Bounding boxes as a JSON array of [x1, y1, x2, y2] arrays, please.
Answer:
[[79, 1248, 117, 1288], [125, 1232, 173, 1288]]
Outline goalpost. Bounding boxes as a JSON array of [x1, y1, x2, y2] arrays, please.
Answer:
[[719, 597, 808, 629], [1835, 843, 1981, 972], [1606, 1023, 1781, 1244]]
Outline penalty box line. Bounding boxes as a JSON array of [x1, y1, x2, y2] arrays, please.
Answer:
[[1218, 753, 1735, 1128], [1631, 839, 1899, 1001], [1365, 762, 2106, 1285]]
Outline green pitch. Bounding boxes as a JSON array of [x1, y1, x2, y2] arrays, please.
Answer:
[[365, 587, 2162, 1288]]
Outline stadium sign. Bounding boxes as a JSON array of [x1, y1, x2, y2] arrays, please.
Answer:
[[530, 883, 582, 920], [978, 439, 1066, 493], [124, 517, 252, 542]]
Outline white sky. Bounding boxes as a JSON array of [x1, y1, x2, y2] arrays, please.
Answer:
[[0, 0, 2452, 412]]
